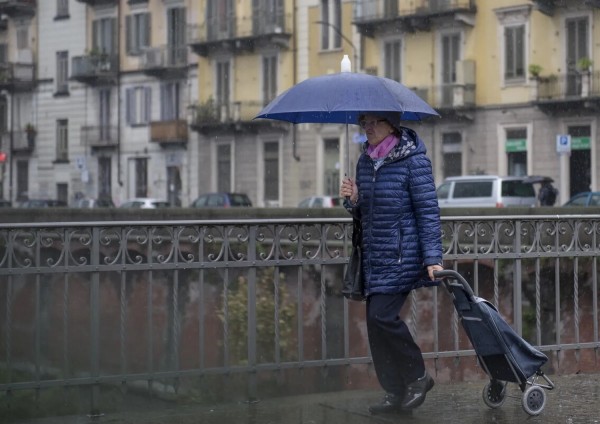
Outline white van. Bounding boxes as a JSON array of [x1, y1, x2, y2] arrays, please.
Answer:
[[437, 175, 536, 208]]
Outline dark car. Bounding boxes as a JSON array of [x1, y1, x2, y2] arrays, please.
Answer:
[[562, 192, 600, 207], [190, 192, 252, 208], [0, 199, 11, 208], [19, 199, 68, 208]]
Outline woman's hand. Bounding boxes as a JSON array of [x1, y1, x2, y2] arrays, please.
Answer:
[[340, 178, 358, 204], [427, 264, 444, 281]]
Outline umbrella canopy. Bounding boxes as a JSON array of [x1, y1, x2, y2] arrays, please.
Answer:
[[255, 72, 439, 124], [523, 175, 554, 184]]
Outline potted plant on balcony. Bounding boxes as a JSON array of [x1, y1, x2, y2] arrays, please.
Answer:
[[576, 57, 593, 73], [528, 64, 543, 80]]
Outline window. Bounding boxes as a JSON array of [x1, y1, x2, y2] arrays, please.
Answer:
[[320, 0, 341, 50], [384, 39, 401, 82], [56, 0, 69, 18], [442, 132, 462, 178], [262, 54, 277, 105], [566, 17, 589, 96], [454, 181, 493, 198], [16, 160, 28, 202], [99, 88, 112, 140], [441, 33, 460, 106], [216, 60, 230, 119], [126, 87, 152, 125], [207, 0, 234, 41], [263, 142, 279, 206], [56, 119, 68, 162], [134, 158, 148, 198], [217, 144, 232, 192], [504, 25, 525, 80], [161, 82, 180, 121], [126, 13, 150, 55], [57, 183, 68, 205], [56, 51, 69, 94], [93, 18, 117, 54], [16, 26, 28, 50], [323, 138, 340, 196], [167, 7, 186, 66], [98, 157, 112, 198], [505, 128, 527, 176]]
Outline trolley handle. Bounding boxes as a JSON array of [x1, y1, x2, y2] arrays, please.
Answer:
[[433, 269, 476, 301]]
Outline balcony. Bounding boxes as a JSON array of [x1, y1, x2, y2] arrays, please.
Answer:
[[1, 129, 35, 153], [0, 0, 36, 17], [150, 120, 188, 146], [188, 11, 292, 57], [141, 46, 188, 79], [353, 0, 476, 37], [0, 62, 35, 92], [533, 71, 600, 114], [75, 0, 118, 5], [190, 100, 275, 133], [81, 125, 118, 149], [71, 54, 118, 85]]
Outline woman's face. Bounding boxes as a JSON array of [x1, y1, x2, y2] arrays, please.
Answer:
[[360, 114, 394, 145]]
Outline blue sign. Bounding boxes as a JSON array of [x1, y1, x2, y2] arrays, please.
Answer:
[[556, 134, 571, 153]]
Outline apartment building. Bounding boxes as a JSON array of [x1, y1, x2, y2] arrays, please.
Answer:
[[356, 0, 599, 204], [0, 0, 198, 207], [0, 0, 598, 207]]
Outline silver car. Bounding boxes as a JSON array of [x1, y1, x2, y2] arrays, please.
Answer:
[[437, 176, 536, 208]]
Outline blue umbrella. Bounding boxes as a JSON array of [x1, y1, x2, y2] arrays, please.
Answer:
[[255, 72, 440, 124]]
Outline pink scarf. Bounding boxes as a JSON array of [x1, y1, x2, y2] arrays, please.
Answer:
[[367, 134, 399, 159]]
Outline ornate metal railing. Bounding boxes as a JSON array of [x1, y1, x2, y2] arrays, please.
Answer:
[[0, 215, 599, 414]]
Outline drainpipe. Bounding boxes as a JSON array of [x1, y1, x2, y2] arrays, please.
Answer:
[[117, 1, 123, 187], [292, 0, 300, 161], [8, 92, 13, 203]]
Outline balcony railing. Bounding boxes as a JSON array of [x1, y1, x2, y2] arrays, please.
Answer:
[[74, 0, 117, 5], [0, 215, 598, 413], [353, 0, 475, 34], [0, 129, 34, 153], [534, 71, 600, 113], [0, 0, 36, 17], [81, 125, 118, 148], [140, 45, 188, 78], [71, 54, 118, 85], [188, 11, 292, 56], [190, 100, 266, 130], [0, 62, 35, 92], [149, 119, 188, 145]]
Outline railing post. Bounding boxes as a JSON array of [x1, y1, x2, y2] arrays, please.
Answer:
[[247, 224, 258, 401], [89, 227, 101, 417], [513, 219, 523, 335]]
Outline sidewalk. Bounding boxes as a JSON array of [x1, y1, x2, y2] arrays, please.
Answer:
[[12, 373, 600, 424]]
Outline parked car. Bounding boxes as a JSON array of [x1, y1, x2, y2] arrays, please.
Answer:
[[19, 199, 68, 208], [74, 197, 115, 208], [0, 199, 11, 208], [437, 175, 536, 208], [298, 195, 343, 208], [562, 191, 600, 207], [119, 198, 170, 209], [190, 192, 252, 208]]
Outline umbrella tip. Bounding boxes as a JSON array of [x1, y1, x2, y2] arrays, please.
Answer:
[[341, 55, 351, 73]]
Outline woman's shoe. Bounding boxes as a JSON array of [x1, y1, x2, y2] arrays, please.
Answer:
[[368, 393, 412, 415], [400, 372, 434, 409]]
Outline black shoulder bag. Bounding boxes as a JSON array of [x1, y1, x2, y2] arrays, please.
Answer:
[[342, 218, 366, 301]]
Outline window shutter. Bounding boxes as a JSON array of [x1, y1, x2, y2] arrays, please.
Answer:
[[125, 15, 132, 54], [126, 88, 133, 125], [144, 87, 152, 123], [143, 13, 151, 49]]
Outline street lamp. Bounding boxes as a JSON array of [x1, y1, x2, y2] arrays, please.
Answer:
[[314, 20, 358, 72]]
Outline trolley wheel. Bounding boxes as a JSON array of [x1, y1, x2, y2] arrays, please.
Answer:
[[522, 386, 546, 416], [482, 380, 507, 409]]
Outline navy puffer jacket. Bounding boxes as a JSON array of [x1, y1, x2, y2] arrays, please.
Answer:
[[347, 127, 442, 296]]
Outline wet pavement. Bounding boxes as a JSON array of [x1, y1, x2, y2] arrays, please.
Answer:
[[11, 373, 600, 424]]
